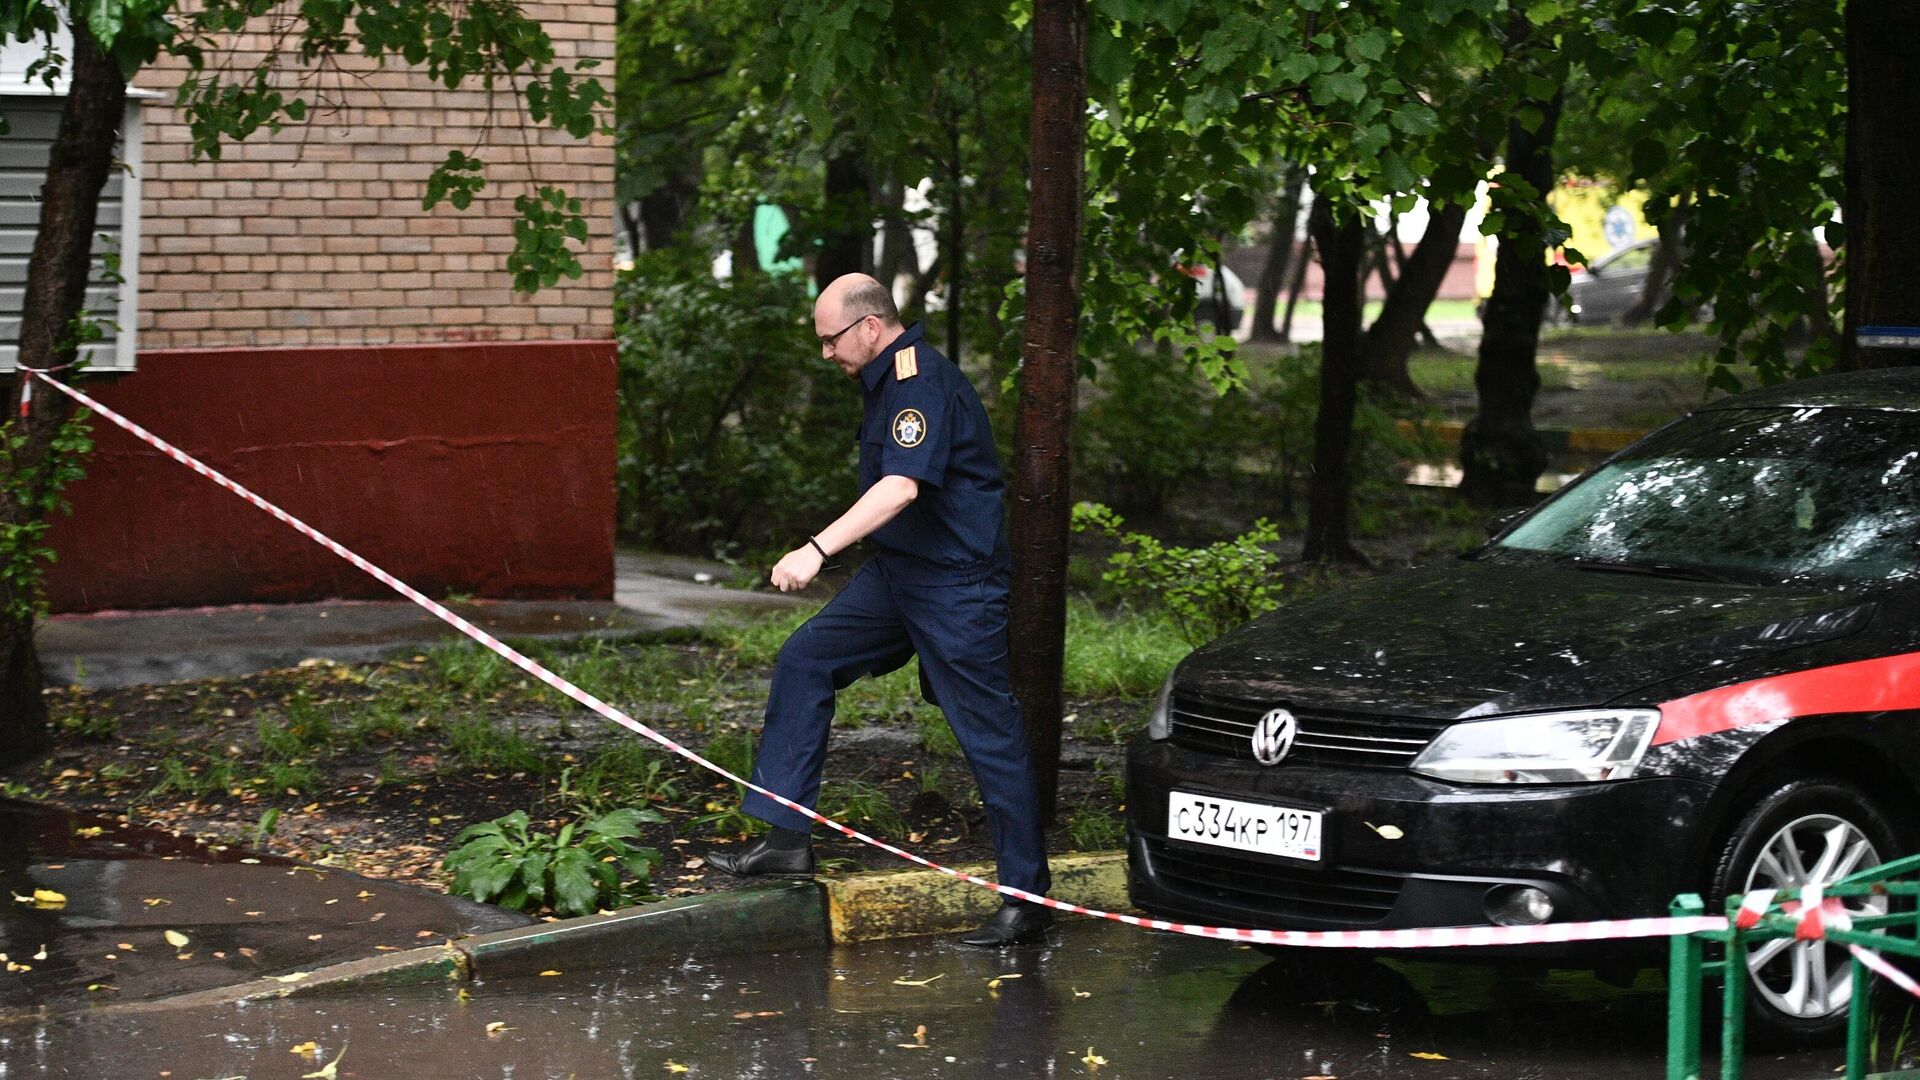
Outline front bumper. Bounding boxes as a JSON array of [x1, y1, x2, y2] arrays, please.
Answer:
[[1126, 737, 1714, 945]]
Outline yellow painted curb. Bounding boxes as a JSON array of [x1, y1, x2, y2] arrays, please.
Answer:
[[820, 851, 1130, 944]]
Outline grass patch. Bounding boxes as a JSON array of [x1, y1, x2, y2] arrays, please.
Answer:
[[444, 716, 550, 774], [1063, 599, 1191, 697]]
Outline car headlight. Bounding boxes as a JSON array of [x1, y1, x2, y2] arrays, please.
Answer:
[[1147, 674, 1175, 741], [1409, 709, 1659, 784]]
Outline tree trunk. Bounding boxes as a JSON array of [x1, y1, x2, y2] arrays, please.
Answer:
[[637, 164, 697, 252], [876, 173, 915, 300], [1250, 170, 1306, 343], [1301, 196, 1368, 564], [1362, 202, 1468, 396], [1460, 93, 1563, 508], [816, 149, 873, 290], [1010, 0, 1085, 825], [1843, 0, 1920, 369], [1, 23, 125, 766], [1277, 234, 1312, 343], [1621, 191, 1691, 328], [943, 114, 965, 364]]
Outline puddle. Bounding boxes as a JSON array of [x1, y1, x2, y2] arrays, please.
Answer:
[[0, 918, 1846, 1079], [0, 799, 529, 1012]]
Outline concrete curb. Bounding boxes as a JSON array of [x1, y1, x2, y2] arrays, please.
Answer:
[[821, 852, 1130, 944], [89, 854, 1133, 1014], [87, 881, 824, 1015]]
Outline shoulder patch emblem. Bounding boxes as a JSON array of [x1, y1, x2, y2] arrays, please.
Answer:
[[891, 408, 928, 449], [894, 345, 919, 381]]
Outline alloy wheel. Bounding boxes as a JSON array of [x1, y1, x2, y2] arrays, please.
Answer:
[[1738, 812, 1887, 1021]]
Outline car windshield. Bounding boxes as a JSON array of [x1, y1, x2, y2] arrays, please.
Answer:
[[1494, 406, 1920, 583]]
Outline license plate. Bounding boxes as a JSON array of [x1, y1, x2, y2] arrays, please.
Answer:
[[1166, 790, 1323, 862]]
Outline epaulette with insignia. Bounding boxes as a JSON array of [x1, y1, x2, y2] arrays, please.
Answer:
[[894, 345, 919, 381]]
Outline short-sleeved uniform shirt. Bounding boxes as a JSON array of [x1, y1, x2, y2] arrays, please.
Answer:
[[857, 322, 1010, 584]]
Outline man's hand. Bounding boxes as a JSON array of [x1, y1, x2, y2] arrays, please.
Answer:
[[770, 545, 826, 592]]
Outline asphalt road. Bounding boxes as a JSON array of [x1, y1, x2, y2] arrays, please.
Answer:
[[1, 916, 1848, 1080]]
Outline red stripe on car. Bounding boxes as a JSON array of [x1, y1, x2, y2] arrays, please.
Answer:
[[1653, 651, 1920, 745]]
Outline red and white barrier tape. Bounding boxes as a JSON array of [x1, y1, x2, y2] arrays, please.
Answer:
[[26, 366, 1920, 956], [1851, 945, 1920, 1000]]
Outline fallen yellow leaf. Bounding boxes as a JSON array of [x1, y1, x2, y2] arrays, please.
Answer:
[[290, 1042, 320, 1056], [1410, 1052, 1450, 1061], [164, 930, 190, 949], [485, 1021, 509, 1036], [891, 974, 945, 987], [538, 969, 562, 977], [1083, 1046, 1108, 1069], [265, 971, 311, 983], [32, 946, 46, 961], [32, 889, 66, 908], [300, 1042, 347, 1079], [142, 898, 171, 907], [664, 1063, 690, 1074]]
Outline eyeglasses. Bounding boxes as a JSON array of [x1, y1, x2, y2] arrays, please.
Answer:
[[818, 313, 874, 349]]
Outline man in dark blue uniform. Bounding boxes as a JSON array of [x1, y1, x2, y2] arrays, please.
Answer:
[[707, 273, 1053, 947]]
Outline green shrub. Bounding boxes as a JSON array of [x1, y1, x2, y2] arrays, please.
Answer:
[[444, 808, 664, 917], [1072, 502, 1282, 645], [616, 252, 860, 557], [1075, 342, 1219, 516]]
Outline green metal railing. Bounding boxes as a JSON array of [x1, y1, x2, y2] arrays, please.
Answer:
[[1668, 852, 1920, 1080]]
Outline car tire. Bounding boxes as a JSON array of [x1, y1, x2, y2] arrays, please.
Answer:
[[1708, 777, 1901, 1046]]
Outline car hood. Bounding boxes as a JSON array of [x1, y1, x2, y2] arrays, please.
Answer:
[[1176, 558, 1868, 718]]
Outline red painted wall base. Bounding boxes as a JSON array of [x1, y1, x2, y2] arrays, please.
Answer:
[[41, 340, 616, 613]]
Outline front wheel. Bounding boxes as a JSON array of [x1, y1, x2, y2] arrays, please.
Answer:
[[1710, 778, 1900, 1046]]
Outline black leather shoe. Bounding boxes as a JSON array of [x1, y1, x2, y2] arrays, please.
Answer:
[[958, 900, 1053, 947], [707, 836, 815, 879]]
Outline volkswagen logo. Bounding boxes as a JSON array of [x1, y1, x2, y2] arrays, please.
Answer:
[[1251, 708, 1298, 766]]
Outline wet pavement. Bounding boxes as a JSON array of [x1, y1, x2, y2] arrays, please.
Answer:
[[36, 549, 799, 688], [1, 916, 1843, 1080], [0, 800, 530, 1015]]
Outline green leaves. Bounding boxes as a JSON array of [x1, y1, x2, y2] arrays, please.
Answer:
[[444, 806, 665, 918], [1072, 502, 1283, 647]]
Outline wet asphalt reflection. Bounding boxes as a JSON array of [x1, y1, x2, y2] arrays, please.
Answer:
[[1, 918, 1845, 1079]]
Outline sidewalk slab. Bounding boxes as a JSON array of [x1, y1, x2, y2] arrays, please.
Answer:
[[821, 852, 1129, 944], [38, 550, 799, 689]]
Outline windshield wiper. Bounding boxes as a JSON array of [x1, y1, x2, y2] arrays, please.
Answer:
[[1567, 557, 1737, 584]]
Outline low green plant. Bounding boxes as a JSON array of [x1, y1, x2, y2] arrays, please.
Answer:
[[817, 779, 905, 837], [259, 760, 321, 794], [251, 807, 282, 848], [1063, 803, 1125, 850], [1072, 502, 1283, 646], [443, 808, 664, 917], [425, 640, 518, 697], [693, 728, 764, 836], [702, 604, 821, 669], [916, 710, 961, 758], [278, 688, 341, 750], [839, 662, 925, 723], [347, 701, 412, 745], [54, 704, 117, 742], [445, 716, 549, 773], [558, 742, 682, 815], [147, 753, 236, 799]]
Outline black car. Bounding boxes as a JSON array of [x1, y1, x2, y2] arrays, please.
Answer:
[[1127, 366, 1920, 1043]]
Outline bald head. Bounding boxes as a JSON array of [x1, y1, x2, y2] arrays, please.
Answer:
[[817, 273, 900, 328], [814, 273, 903, 377]]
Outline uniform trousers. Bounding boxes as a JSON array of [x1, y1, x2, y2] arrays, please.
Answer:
[[742, 557, 1051, 896]]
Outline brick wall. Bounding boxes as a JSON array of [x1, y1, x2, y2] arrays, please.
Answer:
[[130, 3, 615, 348]]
